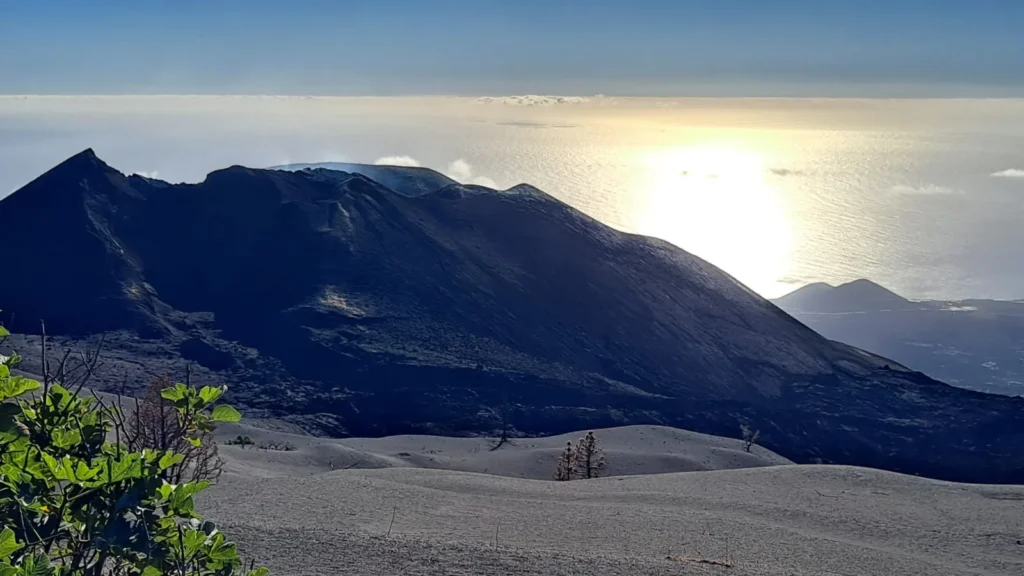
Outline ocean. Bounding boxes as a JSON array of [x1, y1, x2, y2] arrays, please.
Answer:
[[3, 95, 1024, 300]]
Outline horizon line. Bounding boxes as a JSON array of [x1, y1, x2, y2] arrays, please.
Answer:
[[3, 94, 1024, 101]]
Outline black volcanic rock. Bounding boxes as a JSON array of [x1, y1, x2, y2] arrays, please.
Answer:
[[2, 151, 1024, 483]]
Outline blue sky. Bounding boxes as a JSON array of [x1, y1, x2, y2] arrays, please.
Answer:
[[2, 0, 1023, 96]]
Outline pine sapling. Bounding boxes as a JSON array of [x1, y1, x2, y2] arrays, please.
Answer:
[[555, 440, 575, 481], [572, 431, 607, 479]]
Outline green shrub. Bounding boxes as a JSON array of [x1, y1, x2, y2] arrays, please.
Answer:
[[0, 332, 268, 575]]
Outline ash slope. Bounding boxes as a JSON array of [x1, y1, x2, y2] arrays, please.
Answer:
[[200, 465, 1024, 576], [1, 149, 1023, 483]]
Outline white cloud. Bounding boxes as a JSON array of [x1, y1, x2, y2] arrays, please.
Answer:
[[475, 95, 589, 106], [373, 155, 421, 167], [992, 168, 1024, 179], [446, 159, 472, 181], [445, 158, 496, 188], [133, 170, 160, 179], [889, 184, 962, 195]]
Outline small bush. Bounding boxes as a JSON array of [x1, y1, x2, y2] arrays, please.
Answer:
[[257, 440, 295, 452], [741, 424, 760, 453], [127, 376, 225, 484], [0, 323, 268, 576], [225, 435, 255, 449]]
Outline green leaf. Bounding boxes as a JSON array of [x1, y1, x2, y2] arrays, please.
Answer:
[[0, 365, 8, 379], [0, 325, 9, 338], [142, 567, 162, 576], [16, 553, 55, 576], [0, 528, 22, 560], [210, 405, 241, 423], [0, 563, 18, 576], [44, 385, 72, 411], [182, 529, 207, 553], [159, 451, 185, 471], [160, 385, 186, 402], [0, 376, 39, 402], [109, 453, 142, 482], [199, 385, 225, 405], [51, 428, 82, 450], [157, 482, 175, 500], [208, 541, 238, 561], [40, 453, 65, 480], [74, 460, 98, 482]]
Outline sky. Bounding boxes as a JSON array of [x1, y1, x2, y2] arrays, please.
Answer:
[[2, 0, 1023, 97]]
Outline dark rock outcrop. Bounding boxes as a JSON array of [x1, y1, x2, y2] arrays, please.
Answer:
[[2, 150, 1023, 483]]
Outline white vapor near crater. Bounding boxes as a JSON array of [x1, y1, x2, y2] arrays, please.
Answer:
[[992, 168, 1024, 179], [371, 155, 497, 188], [373, 155, 421, 167], [446, 158, 497, 188]]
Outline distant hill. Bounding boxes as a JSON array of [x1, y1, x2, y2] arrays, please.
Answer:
[[775, 280, 1024, 396], [775, 279, 912, 313], [1, 150, 1023, 483], [272, 162, 457, 197]]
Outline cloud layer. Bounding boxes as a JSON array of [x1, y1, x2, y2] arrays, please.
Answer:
[[475, 95, 588, 106], [889, 184, 962, 195], [992, 168, 1024, 179]]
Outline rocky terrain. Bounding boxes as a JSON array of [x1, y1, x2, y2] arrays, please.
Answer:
[[775, 280, 1024, 396], [1, 150, 1023, 483]]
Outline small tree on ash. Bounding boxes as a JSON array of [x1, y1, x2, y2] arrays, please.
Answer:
[[128, 375, 225, 484], [572, 431, 607, 479], [741, 424, 760, 453], [489, 384, 516, 451], [554, 441, 575, 481]]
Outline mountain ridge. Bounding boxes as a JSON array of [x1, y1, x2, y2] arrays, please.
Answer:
[[2, 150, 1023, 483], [775, 279, 1024, 396]]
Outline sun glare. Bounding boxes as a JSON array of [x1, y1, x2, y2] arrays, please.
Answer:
[[634, 143, 794, 296]]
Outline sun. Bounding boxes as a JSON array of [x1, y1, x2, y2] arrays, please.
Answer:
[[633, 143, 794, 297]]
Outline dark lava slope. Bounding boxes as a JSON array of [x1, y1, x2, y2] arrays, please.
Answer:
[[2, 150, 1022, 483]]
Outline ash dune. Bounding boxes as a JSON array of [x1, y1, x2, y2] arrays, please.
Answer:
[[213, 424, 791, 479], [201, 463, 1024, 576], [203, 424, 1021, 574]]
